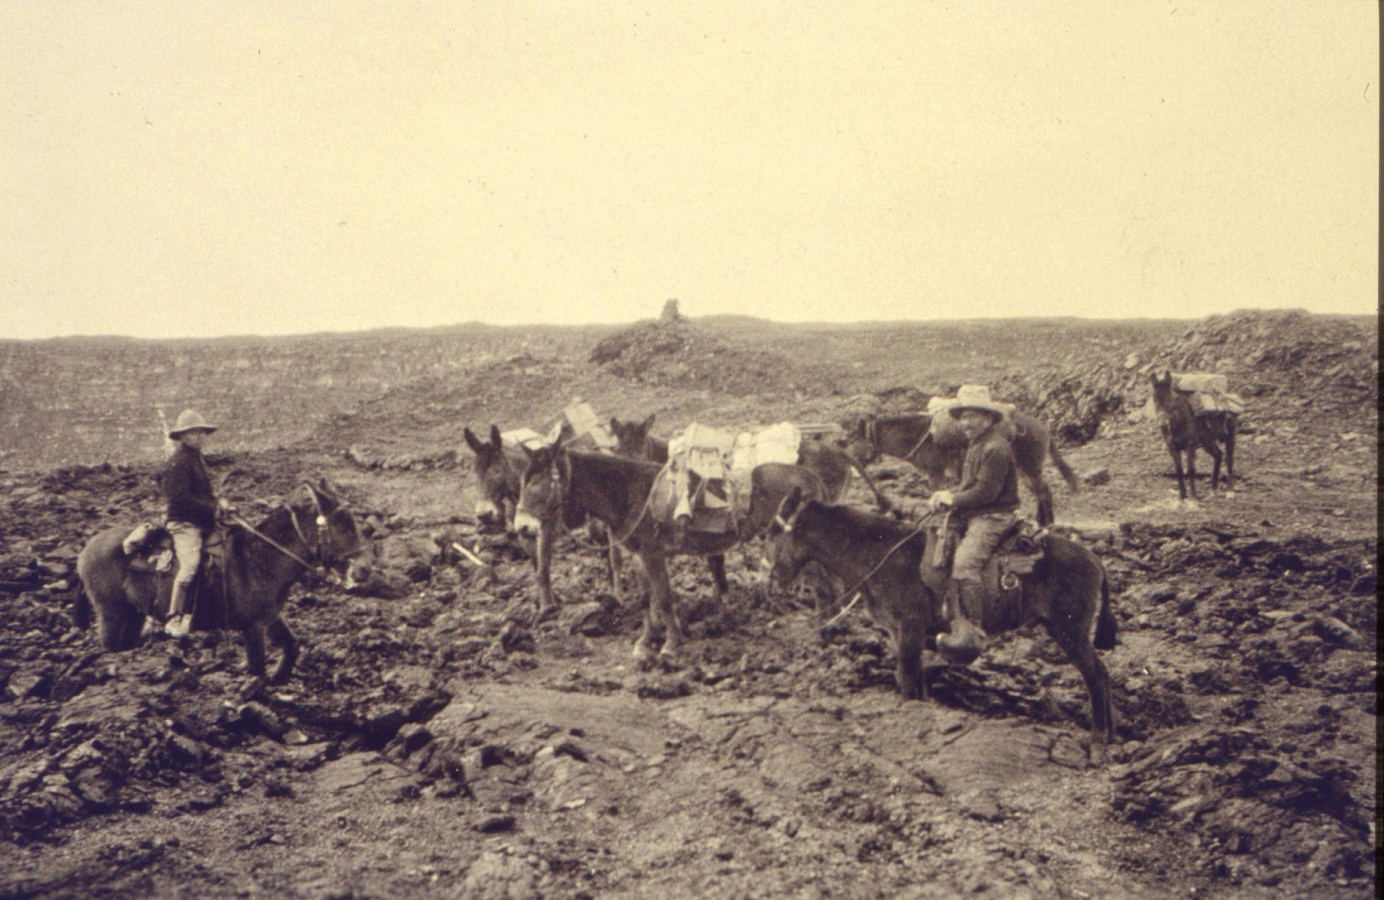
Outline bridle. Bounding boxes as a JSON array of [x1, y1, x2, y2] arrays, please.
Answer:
[[232, 483, 361, 574]]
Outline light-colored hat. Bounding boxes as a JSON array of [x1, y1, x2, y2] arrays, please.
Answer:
[[169, 409, 217, 438], [947, 385, 1008, 420]]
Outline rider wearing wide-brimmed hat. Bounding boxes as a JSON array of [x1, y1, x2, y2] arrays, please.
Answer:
[[161, 410, 226, 637], [925, 385, 1020, 665]]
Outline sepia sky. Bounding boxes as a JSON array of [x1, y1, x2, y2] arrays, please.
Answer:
[[2, 1, 1377, 340]]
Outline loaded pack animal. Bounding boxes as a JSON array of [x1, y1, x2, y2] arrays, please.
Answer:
[[1149, 371, 1237, 501], [512, 436, 831, 662], [766, 487, 1117, 747], [74, 480, 369, 684], [839, 409, 1078, 526], [609, 413, 893, 511]]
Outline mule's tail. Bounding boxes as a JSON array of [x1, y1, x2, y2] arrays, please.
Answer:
[[1093, 572, 1117, 651], [1048, 435, 1080, 495], [70, 575, 93, 631]]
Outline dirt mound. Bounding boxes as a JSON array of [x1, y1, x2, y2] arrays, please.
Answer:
[[589, 315, 844, 399]]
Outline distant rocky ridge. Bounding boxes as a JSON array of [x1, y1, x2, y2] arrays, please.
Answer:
[[0, 327, 601, 471]]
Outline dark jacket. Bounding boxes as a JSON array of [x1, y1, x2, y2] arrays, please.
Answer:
[[949, 425, 1020, 522], [163, 443, 217, 533]]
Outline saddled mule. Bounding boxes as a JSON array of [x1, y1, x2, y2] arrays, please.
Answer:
[[74, 480, 369, 684], [766, 488, 1117, 747], [609, 414, 892, 511], [1149, 372, 1237, 501], [513, 437, 830, 662], [840, 410, 1078, 526]]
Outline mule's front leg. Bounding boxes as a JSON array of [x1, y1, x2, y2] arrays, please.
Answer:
[[242, 622, 269, 679], [707, 553, 729, 604], [267, 617, 298, 684], [534, 523, 556, 613], [639, 551, 685, 664], [1205, 442, 1223, 494], [1168, 446, 1188, 501]]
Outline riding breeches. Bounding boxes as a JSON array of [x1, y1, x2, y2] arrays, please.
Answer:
[[952, 512, 1015, 583], [165, 520, 204, 585]]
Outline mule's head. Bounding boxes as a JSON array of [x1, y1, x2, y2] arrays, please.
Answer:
[[838, 413, 881, 467], [513, 437, 570, 541], [1149, 370, 1176, 409], [764, 486, 814, 590], [609, 414, 656, 459], [303, 479, 371, 580], [465, 425, 518, 530]]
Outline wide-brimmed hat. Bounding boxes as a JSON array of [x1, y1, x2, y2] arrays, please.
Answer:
[[947, 385, 1008, 420], [168, 409, 217, 438]]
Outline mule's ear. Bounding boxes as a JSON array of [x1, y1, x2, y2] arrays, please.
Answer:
[[640, 413, 656, 432], [464, 427, 487, 456], [489, 424, 503, 449], [609, 416, 622, 434]]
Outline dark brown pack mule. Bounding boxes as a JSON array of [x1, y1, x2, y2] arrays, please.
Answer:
[[513, 436, 830, 663], [75, 480, 369, 684], [839, 409, 1078, 526], [1149, 371, 1238, 501], [766, 487, 1118, 749]]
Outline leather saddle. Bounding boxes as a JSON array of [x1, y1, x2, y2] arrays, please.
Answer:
[[121, 523, 227, 618], [924, 517, 1047, 633]]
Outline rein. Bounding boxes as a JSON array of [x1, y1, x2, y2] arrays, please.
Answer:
[[775, 508, 936, 624], [230, 483, 348, 572], [230, 512, 320, 571]]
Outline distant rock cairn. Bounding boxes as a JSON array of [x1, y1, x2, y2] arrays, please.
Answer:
[[660, 299, 681, 323]]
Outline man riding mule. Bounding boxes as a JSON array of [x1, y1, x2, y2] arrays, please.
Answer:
[[924, 385, 1020, 665], [157, 410, 229, 637], [77, 479, 368, 683]]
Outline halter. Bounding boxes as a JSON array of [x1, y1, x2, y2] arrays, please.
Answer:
[[233, 483, 356, 573]]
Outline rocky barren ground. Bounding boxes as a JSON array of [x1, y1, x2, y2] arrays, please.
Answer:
[[0, 309, 1377, 899]]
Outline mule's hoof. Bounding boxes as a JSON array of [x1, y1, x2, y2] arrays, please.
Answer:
[[237, 676, 267, 702]]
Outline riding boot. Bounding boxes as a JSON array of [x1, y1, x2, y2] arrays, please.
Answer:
[[936, 581, 988, 666], [165, 583, 193, 637]]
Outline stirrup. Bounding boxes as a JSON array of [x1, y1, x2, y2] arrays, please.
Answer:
[[936, 619, 986, 666]]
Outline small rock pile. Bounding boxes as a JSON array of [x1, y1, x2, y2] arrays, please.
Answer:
[[589, 315, 841, 398]]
